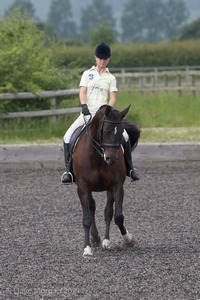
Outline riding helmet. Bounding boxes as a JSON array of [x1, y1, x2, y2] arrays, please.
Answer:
[[95, 43, 111, 59]]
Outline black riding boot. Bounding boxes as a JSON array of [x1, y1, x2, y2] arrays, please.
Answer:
[[124, 141, 140, 181], [61, 143, 74, 184]]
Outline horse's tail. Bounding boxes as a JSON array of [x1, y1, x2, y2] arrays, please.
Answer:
[[123, 121, 141, 151]]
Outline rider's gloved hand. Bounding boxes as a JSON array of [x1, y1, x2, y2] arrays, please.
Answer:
[[81, 104, 90, 116]]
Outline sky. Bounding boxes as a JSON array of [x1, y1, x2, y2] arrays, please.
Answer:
[[0, 0, 200, 23], [0, 0, 52, 20]]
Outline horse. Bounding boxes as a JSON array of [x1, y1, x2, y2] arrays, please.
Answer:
[[72, 105, 139, 257]]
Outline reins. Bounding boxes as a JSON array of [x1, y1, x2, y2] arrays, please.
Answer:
[[83, 114, 105, 157]]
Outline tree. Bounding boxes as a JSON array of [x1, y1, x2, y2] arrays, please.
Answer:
[[0, 9, 67, 113], [162, 0, 189, 39], [89, 25, 117, 46], [79, 0, 116, 43], [36, 22, 56, 45], [121, 0, 189, 43], [47, 0, 77, 40], [5, 0, 37, 21], [144, 0, 167, 42], [121, 0, 148, 43], [179, 18, 200, 40]]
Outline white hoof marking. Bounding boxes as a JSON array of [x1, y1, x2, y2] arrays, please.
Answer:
[[102, 239, 111, 249], [82, 246, 93, 257], [122, 233, 135, 246]]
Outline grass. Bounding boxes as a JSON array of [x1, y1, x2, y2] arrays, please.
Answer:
[[117, 91, 200, 142], [0, 91, 200, 144], [141, 127, 200, 143], [116, 91, 200, 127]]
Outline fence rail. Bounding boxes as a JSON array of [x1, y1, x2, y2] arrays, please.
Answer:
[[0, 89, 79, 100], [0, 89, 80, 119], [1, 67, 200, 120], [114, 69, 200, 93]]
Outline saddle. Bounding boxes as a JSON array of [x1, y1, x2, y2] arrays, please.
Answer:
[[69, 123, 132, 154], [69, 125, 86, 155]]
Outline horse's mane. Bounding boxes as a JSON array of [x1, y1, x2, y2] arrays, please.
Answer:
[[92, 105, 120, 123], [92, 105, 108, 121], [98, 104, 110, 111]]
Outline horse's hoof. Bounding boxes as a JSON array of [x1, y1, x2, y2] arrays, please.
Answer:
[[122, 233, 137, 247], [82, 246, 93, 258], [102, 239, 111, 250], [91, 235, 101, 247]]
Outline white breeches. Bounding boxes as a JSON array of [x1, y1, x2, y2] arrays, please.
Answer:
[[64, 114, 86, 143], [63, 113, 129, 144]]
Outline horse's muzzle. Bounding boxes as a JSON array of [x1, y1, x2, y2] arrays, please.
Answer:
[[104, 154, 118, 165]]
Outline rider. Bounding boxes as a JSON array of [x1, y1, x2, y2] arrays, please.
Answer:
[[61, 43, 140, 184]]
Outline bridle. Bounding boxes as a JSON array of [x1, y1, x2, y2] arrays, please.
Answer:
[[84, 115, 123, 158]]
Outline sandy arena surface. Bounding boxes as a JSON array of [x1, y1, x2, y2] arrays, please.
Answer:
[[1, 161, 200, 300]]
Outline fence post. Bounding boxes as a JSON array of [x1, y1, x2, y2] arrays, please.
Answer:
[[191, 74, 196, 96], [50, 97, 57, 123], [164, 75, 168, 93], [177, 74, 182, 96], [139, 75, 145, 96], [151, 75, 156, 94], [121, 68, 126, 88]]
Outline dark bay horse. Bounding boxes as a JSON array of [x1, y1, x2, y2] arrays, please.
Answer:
[[72, 105, 138, 257]]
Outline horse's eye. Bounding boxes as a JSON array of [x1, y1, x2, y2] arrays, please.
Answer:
[[103, 128, 111, 134], [103, 125, 112, 133]]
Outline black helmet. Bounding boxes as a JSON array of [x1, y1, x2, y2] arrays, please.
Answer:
[[95, 43, 111, 59]]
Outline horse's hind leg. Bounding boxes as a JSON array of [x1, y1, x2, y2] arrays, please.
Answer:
[[102, 191, 114, 249], [90, 196, 101, 247]]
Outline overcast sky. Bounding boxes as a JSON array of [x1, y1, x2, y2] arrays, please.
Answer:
[[0, 0, 52, 20], [0, 0, 199, 23]]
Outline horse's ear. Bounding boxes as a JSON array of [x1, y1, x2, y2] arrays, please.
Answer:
[[120, 105, 131, 119]]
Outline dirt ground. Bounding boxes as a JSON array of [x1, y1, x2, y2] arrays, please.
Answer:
[[1, 161, 200, 300]]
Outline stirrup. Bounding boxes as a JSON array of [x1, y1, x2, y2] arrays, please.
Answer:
[[61, 171, 74, 185], [129, 168, 140, 182]]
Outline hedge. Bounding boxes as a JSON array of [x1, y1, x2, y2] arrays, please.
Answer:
[[53, 40, 200, 69]]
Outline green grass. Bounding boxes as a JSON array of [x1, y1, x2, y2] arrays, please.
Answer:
[[0, 91, 200, 144], [141, 127, 200, 143], [0, 114, 79, 144], [116, 91, 200, 128]]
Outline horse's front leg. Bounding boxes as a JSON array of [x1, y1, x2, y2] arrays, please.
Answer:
[[102, 190, 114, 250], [90, 196, 101, 247], [114, 185, 136, 247], [77, 187, 93, 257]]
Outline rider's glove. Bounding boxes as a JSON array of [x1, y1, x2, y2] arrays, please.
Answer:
[[81, 104, 90, 116]]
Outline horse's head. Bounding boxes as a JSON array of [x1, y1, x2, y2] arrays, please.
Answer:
[[91, 105, 130, 165]]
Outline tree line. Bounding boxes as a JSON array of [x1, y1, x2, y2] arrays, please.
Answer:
[[0, 7, 200, 115], [3, 0, 200, 44]]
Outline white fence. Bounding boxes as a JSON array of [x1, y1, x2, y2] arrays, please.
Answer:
[[113, 67, 200, 94], [0, 67, 200, 120]]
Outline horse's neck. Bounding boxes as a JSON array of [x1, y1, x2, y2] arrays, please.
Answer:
[[89, 110, 105, 140], [89, 123, 99, 141]]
